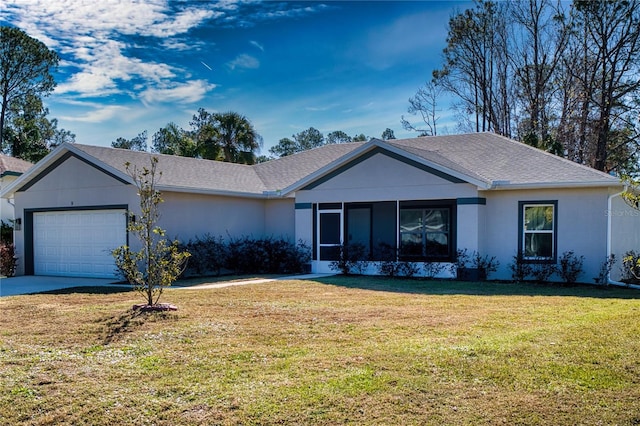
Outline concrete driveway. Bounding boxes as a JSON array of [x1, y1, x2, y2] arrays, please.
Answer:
[[0, 276, 127, 297]]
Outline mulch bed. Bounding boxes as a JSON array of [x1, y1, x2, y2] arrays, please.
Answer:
[[132, 303, 178, 312]]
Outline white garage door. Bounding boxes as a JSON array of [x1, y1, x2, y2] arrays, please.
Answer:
[[34, 209, 127, 278]]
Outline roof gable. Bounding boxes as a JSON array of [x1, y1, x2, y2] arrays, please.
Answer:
[[300, 146, 467, 190]]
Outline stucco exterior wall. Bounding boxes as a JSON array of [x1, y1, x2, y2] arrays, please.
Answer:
[[483, 187, 611, 282], [264, 198, 295, 240], [609, 194, 640, 281], [159, 191, 268, 241]]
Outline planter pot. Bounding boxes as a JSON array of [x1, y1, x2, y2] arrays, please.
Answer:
[[457, 267, 487, 281]]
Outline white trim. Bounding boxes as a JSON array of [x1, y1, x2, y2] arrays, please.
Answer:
[[491, 180, 621, 190]]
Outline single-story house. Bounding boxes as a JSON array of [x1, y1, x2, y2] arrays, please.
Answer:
[[1, 132, 639, 282], [0, 154, 33, 225]]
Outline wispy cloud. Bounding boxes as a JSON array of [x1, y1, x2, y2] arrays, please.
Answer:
[[250, 40, 264, 51], [140, 80, 216, 105], [58, 104, 130, 123], [227, 54, 260, 71]]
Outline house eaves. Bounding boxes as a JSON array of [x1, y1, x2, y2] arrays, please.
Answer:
[[489, 180, 623, 190], [157, 184, 269, 199]]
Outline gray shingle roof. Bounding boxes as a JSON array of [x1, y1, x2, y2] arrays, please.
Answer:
[[253, 142, 365, 191], [0, 154, 32, 176], [74, 144, 268, 195], [53, 133, 622, 197], [385, 133, 619, 187]]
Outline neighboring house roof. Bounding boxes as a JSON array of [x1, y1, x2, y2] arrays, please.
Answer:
[[0, 154, 33, 178], [0, 133, 622, 199]]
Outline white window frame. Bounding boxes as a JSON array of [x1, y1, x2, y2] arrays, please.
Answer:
[[521, 202, 556, 261]]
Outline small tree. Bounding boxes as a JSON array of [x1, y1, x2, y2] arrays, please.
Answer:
[[112, 157, 190, 309]]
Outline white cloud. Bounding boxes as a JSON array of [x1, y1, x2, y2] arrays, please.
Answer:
[[58, 104, 130, 123], [1, 0, 216, 100], [140, 80, 216, 105], [227, 54, 260, 71]]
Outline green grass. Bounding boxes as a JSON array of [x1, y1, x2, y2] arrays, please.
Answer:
[[1, 277, 639, 425]]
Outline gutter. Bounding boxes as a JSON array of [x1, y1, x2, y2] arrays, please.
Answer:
[[606, 187, 640, 289], [490, 180, 622, 190]]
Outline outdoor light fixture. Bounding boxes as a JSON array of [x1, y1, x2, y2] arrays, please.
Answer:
[[14, 218, 21, 231]]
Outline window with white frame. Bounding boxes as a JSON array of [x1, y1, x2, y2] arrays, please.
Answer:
[[520, 202, 557, 260]]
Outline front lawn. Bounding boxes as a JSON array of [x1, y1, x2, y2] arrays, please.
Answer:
[[1, 277, 639, 425]]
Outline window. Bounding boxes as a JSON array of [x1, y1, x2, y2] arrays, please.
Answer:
[[313, 200, 455, 263], [400, 205, 453, 260], [519, 201, 557, 261]]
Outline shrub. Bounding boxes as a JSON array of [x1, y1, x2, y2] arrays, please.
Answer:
[[182, 234, 227, 277], [1, 220, 13, 244], [394, 261, 419, 278], [449, 248, 471, 276], [530, 260, 556, 283], [423, 261, 445, 279], [472, 252, 500, 279], [557, 251, 585, 283], [183, 235, 310, 277], [508, 254, 533, 282], [0, 243, 17, 277], [451, 249, 498, 281], [375, 242, 401, 277], [594, 254, 615, 285], [329, 243, 369, 275], [621, 250, 640, 283]]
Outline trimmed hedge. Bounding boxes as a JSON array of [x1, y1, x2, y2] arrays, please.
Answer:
[[180, 235, 311, 277]]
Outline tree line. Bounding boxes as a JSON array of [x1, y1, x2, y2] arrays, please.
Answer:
[[111, 109, 397, 164], [401, 0, 640, 174], [3, 1, 640, 175]]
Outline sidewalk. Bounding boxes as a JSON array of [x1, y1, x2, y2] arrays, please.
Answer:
[[0, 274, 334, 297], [0, 275, 127, 297], [175, 274, 334, 290]]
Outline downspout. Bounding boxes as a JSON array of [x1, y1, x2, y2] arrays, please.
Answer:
[[606, 188, 640, 289]]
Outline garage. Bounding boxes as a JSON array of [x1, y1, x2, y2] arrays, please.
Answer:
[[33, 209, 127, 278]]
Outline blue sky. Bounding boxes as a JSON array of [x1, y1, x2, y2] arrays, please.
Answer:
[[1, 1, 470, 154]]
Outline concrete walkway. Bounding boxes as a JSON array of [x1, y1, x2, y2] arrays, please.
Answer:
[[175, 274, 333, 290], [0, 274, 334, 297]]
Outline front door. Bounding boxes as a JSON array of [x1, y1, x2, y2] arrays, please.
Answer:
[[318, 209, 342, 260]]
